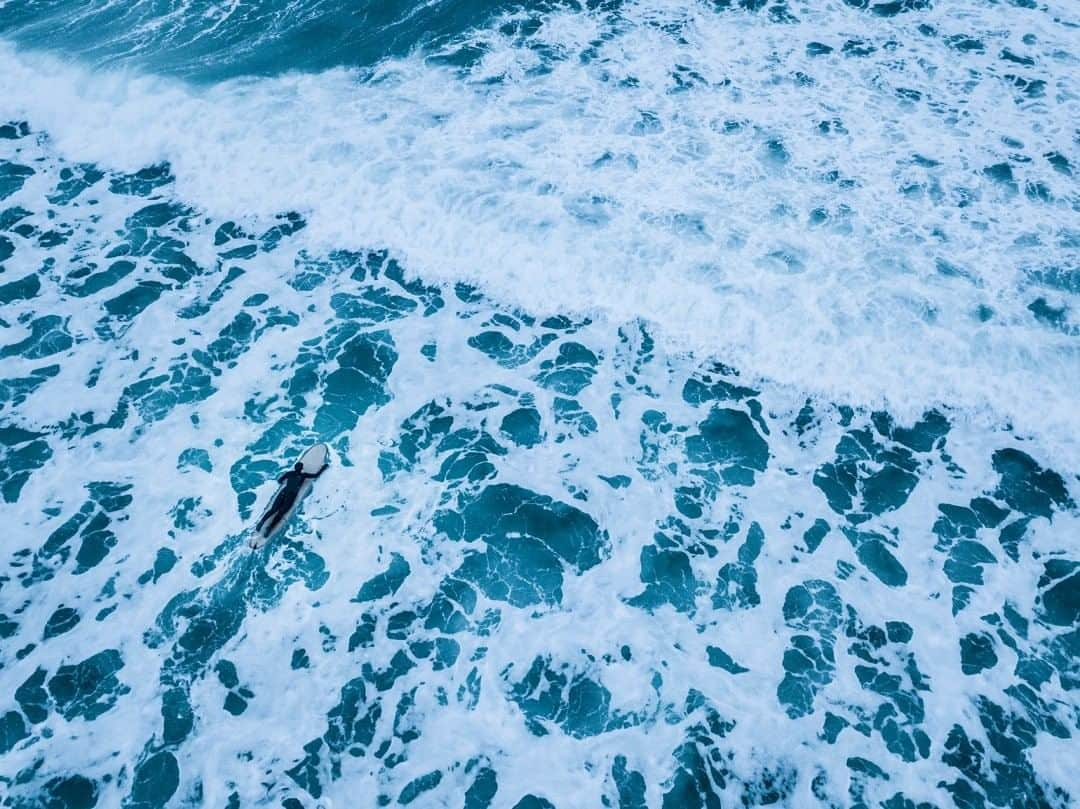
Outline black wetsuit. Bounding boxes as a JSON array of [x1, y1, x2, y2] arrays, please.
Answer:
[[256, 465, 326, 534]]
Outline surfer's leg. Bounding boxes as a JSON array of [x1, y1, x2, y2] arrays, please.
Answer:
[[257, 492, 287, 531], [255, 510, 272, 532], [258, 491, 297, 534]]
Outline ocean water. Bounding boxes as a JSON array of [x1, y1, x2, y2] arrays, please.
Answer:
[[0, 0, 1077, 807]]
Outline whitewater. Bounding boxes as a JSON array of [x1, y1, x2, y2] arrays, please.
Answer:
[[0, 1, 1077, 807]]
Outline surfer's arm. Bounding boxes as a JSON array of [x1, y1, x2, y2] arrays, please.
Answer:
[[276, 473, 288, 484], [303, 463, 329, 480]]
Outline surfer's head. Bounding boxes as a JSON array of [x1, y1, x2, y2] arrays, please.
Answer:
[[294, 462, 303, 471]]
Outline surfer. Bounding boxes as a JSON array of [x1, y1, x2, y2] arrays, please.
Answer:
[[255, 460, 329, 534]]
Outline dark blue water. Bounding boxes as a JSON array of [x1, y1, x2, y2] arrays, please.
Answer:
[[0, 0, 568, 79]]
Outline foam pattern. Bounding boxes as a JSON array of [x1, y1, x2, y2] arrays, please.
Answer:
[[0, 1, 1078, 807]]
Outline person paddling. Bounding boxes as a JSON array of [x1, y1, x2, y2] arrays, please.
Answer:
[[255, 460, 329, 535]]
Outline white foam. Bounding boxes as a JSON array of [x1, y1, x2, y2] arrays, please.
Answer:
[[2, 64, 1078, 802], [1, 0, 1077, 462]]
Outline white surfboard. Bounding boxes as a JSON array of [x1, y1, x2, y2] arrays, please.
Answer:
[[248, 443, 330, 549]]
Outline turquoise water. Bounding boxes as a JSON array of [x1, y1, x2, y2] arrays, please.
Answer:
[[0, 1, 1078, 807], [0, 0, 522, 80]]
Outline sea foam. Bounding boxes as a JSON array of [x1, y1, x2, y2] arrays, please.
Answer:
[[1, 2, 1078, 806], [1, 0, 1077, 461]]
